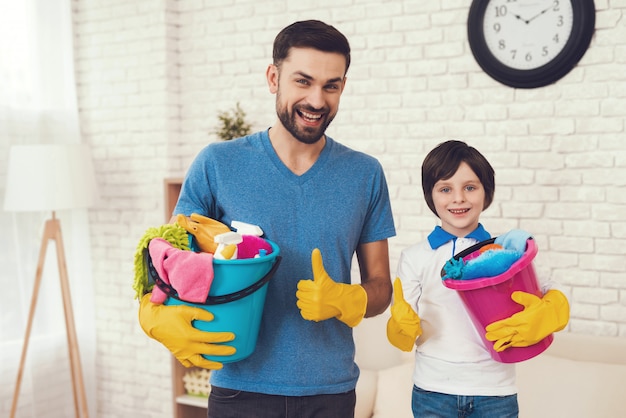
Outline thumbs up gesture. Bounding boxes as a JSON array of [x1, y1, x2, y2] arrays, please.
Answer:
[[296, 248, 368, 328], [386, 278, 422, 352]]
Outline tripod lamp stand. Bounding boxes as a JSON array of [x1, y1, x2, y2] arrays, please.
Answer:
[[4, 144, 97, 418]]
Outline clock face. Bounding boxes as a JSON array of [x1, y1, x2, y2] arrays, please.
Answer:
[[467, 0, 595, 88], [482, 0, 574, 70]]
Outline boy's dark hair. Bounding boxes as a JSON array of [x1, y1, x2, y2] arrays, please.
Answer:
[[422, 140, 495, 217], [273, 20, 351, 75]]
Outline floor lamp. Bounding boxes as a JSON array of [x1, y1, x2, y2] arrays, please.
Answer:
[[4, 144, 97, 418]]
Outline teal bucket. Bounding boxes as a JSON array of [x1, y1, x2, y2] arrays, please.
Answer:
[[152, 240, 281, 363]]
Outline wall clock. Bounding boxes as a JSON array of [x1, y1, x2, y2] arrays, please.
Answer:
[[467, 0, 595, 88]]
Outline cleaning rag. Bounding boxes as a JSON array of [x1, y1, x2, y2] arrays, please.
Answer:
[[148, 238, 215, 304]]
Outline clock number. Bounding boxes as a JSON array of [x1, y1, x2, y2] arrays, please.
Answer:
[[557, 15, 564, 26], [494, 5, 507, 17], [553, 0, 560, 12], [498, 40, 506, 50], [493, 22, 501, 33], [525, 52, 532, 62], [510, 49, 517, 60], [553, 33, 560, 43], [542, 46, 548, 56]]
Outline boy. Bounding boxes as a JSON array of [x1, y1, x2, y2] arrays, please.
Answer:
[[387, 140, 568, 417]]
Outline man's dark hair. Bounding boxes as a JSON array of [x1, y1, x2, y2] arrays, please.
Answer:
[[273, 20, 351, 74], [421, 140, 495, 217]]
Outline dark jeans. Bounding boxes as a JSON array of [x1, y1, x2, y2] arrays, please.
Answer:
[[208, 386, 356, 418]]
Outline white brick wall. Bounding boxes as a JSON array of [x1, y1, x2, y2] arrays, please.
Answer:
[[72, 1, 626, 417]]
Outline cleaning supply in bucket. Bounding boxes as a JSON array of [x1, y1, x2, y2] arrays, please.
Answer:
[[176, 213, 231, 253], [132, 223, 190, 299], [442, 229, 531, 281], [161, 239, 281, 363], [135, 217, 282, 363], [147, 238, 215, 304], [442, 246, 522, 281], [441, 230, 556, 363]]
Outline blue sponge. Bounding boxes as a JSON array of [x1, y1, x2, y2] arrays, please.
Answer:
[[459, 249, 523, 280]]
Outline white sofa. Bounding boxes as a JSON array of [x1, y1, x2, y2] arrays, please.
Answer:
[[353, 313, 626, 418]]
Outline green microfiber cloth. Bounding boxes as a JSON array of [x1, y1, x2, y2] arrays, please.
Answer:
[[133, 223, 190, 299]]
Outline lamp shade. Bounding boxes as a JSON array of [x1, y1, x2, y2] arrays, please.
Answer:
[[3, 144, 98, 212]]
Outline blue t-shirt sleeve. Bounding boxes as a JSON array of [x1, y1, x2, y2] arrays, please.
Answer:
[[174, 145, 218, 218], [360, 162, 396, 244]]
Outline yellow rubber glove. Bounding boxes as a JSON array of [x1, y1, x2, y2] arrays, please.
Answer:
[[485, 289, 569, 352], [296, 248, 368, 328], [138, 293, 236, 369], [387, 278, 422, 352], [176, 213, 231, 254]]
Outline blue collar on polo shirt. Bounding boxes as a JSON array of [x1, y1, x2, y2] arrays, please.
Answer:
[[427, 224, 491, 250]]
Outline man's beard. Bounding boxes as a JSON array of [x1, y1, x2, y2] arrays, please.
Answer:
[[276, 95, 335, 145]]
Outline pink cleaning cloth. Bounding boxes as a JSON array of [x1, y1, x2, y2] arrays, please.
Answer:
[[148, 238, 214, 304]]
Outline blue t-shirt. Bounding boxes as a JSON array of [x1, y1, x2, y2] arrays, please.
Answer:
[[174, 130, 396, 396]]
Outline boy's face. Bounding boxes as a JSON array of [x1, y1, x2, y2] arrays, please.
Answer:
[[432, 162, 485, 237], [267, 47, 347, 144]]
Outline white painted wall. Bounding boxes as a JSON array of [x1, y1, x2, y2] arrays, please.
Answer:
[[71, 0, 625, 416]]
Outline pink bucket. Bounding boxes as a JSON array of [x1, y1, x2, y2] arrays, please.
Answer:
[[442, 238, 553, 363]]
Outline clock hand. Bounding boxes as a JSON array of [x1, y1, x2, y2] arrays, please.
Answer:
[[511, 1, 556, 25], [526, 1, 557, 23], [512, 13, 529, 24]]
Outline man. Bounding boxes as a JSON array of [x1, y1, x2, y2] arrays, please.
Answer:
[[139, 20, 395, 418]]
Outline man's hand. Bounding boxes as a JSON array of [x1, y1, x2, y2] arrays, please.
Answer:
[[485, 289, 569, 352], [387, 278, 422, 352], [296, 248, 368, 327], [138, 294, 236, 369]]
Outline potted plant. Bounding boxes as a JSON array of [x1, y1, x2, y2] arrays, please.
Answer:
[[213, 102, 252, 141]]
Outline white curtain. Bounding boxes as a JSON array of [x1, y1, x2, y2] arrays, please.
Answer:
[[0, 1, 97, 417]]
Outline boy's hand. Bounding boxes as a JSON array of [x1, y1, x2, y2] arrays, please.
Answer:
[[485, 289, 569, 352], [387, 278, 422, 351]]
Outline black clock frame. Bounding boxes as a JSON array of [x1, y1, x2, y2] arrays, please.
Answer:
[[467, 0, 595, 89]]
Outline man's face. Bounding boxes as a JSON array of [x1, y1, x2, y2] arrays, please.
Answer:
[[268, 47, 347, 144]]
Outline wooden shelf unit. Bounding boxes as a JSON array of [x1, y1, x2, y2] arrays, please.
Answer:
[[164, 178, 183, 223], [164, 177, 209, 418]]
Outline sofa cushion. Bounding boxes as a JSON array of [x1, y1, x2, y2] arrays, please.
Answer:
[[516, 352, 626, 418]]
